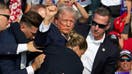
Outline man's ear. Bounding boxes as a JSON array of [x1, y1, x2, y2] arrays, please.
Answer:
[[20, 23, 26, 31]]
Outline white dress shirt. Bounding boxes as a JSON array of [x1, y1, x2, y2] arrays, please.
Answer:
[[81, 31, 105, 74], [39, 22, 51, 32], [17, 44, 34, 74]]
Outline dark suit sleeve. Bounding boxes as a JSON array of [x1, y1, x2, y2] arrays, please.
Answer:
[[0, 56, 28, 74], [34, 30, 49, 47], [34, 24, 68, 48], [0, 22, 28, 55], [74, 20, 90, 38], [34, 24, 55, 47], [103, 53, 119, 74], [0, 44, 18, 55], [103, 40, 120, 74], [0, 29, 18, 55]]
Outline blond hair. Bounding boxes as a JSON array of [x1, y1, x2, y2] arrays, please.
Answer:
[[66, 30, 87, 51]]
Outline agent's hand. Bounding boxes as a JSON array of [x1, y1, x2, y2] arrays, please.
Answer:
[[27, 41, 43, 53], [32, 54, 46, 71]]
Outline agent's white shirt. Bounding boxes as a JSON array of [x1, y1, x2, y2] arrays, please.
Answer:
[[81, 31, 105, 74], [17, 44, 34, 74]]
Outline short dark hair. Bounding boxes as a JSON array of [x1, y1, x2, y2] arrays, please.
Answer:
[[93, 7, 111, 19], [20, 11, 43, 28]]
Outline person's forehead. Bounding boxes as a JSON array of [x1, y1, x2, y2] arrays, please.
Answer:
[[94, 13, 109, 19], [121, 55, 130, 58], [93, 14, 109, 23], [60, 10, 74, 16]]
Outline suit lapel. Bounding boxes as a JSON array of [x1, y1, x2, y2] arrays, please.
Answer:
[[91, 38, 107, 73]]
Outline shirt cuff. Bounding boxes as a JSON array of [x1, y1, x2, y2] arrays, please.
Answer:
[[17, 44, 28, 54], [26, 66, 34, 74], [39, 22, 51, 32]]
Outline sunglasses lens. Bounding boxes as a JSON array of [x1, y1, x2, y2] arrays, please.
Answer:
[[120, 58, 131, 62], [98, 24, 106, 28], [92, 21, 97, 26], [92, 20, 107, 29]]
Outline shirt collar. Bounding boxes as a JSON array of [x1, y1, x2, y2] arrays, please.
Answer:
[[89, 31, 105, 44], [61, 33, 70, 41]]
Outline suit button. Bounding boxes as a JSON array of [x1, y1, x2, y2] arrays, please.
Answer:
[[7, 52, 10, 54]]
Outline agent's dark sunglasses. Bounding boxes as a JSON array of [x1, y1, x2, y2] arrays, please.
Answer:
[[91, 20, 107, 29], [120, 58, 131, 62], [0, 14, 10, 19]]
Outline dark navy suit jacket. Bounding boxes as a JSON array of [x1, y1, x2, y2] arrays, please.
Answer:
[[36, 45, 84, 74], [0, 23, 28, 74], [0, 22, 28, 55], [34, 23, 85, 74], [0, 29, 18, 55]]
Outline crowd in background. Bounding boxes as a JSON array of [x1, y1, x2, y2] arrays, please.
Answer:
[[0, 0, 132, 74]]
